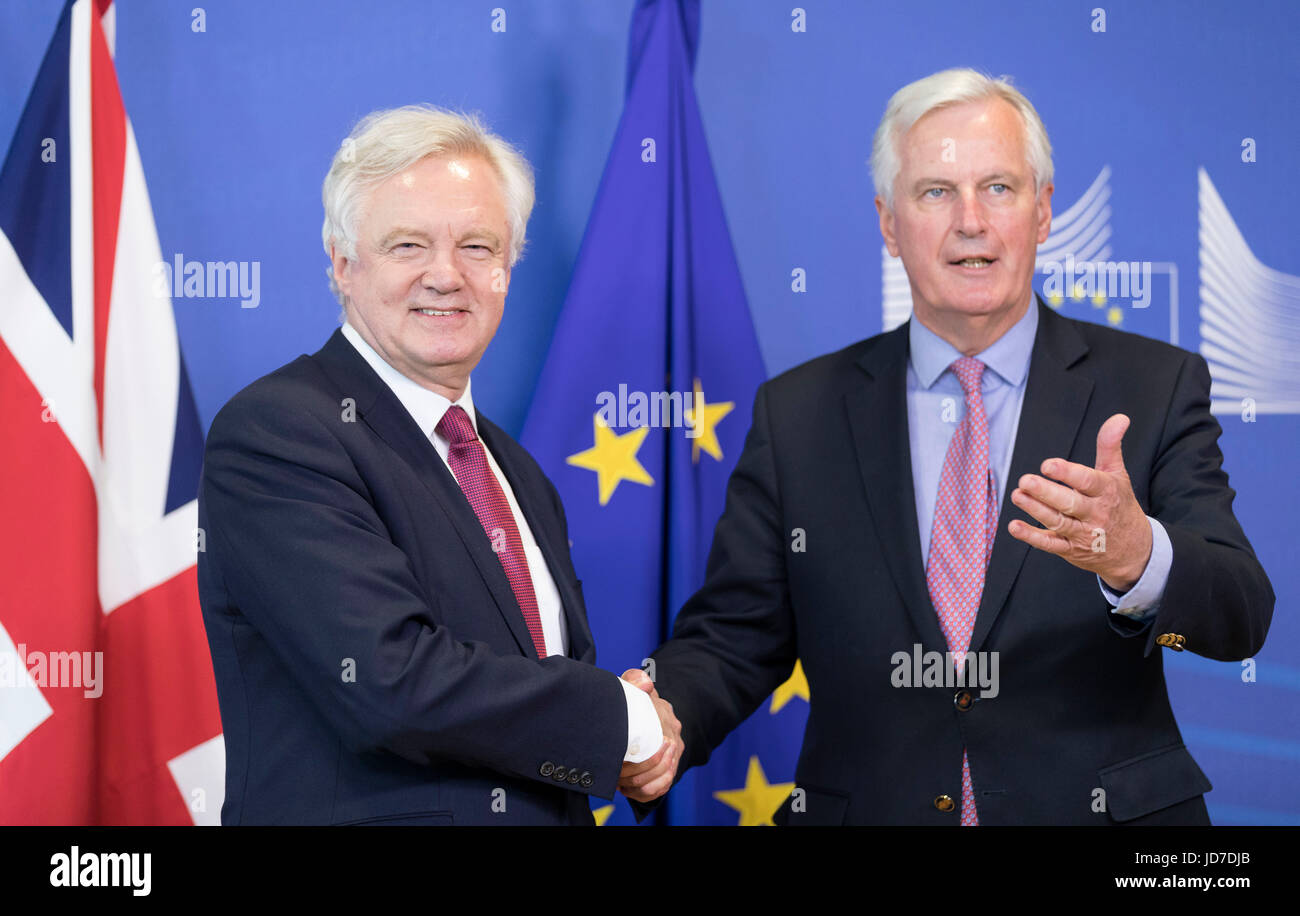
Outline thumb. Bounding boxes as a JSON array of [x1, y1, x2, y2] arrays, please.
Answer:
[[620, 668, 654, 693], [1095, 413, 1130, 474]]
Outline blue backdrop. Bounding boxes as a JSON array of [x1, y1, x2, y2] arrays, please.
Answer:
[[3, 0, 1296, 824]]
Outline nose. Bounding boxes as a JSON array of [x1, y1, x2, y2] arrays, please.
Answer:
[[422, 246, 465, 295], [953, 187, 988, 238]]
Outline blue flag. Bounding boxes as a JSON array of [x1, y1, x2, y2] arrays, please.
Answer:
[[521, 0, 808, 826]]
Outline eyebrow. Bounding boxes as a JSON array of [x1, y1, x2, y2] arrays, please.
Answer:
[[377, 227, 504, 249], [910, 172, 1021, 193], [459, 228, 503, 249], [378, 227, 433, 247]]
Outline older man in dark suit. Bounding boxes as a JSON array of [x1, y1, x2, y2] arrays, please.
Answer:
[[198, 105, 681, 825], [619, 68, 1273, 824]]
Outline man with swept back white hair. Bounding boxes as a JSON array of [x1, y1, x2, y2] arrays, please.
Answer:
[[197, 104, 681, 825], [626, 68, 1272, 824]]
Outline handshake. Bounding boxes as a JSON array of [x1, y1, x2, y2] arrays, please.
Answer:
[[617, 667, 684, 804]]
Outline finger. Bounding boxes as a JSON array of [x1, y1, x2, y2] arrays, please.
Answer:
[[1011, 487, 1081, 537], [620, 667, 655, 694], [626, 745, 681, 797], [1018, 473, 1086, 520], [1007, 517, 1070, 556], [1039, 458, 1104, 497], [619, 741, 668, 779], [621, 758, 673, 790], [1094, 413, 1130, 475]]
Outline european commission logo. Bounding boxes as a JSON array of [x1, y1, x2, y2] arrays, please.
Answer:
[[1197, 168, 1300, 416]]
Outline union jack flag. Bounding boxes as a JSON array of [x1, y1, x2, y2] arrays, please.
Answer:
[[0, 0, 223, 824]]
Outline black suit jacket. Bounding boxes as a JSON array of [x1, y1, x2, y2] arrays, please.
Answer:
[[649, 299, 1274, 825], [197, 329, 626, 825]]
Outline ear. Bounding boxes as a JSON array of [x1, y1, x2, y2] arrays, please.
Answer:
[[876, 195, 900, 257], [329, 242, 351, 300], [1035, 182, 1053, 245]]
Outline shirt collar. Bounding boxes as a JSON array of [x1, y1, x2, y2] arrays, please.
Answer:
[[908, 295, 1039, 390], [340, 321, 477, 438]]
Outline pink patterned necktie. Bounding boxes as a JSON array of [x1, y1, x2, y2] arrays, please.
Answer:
[[926, 356, 998, 826], [436, 405, 548, 658]]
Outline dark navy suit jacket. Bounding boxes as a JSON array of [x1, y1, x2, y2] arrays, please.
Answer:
[[649, 300, 1274, 825], [197, 329, 626, 825]]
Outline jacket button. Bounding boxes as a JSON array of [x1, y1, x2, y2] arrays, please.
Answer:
[[539, 761, 554, 777], [954, 689, 974, 711], [553, 766, 568, 782], [579, 772, 594, 788], [1156, 633, 1185, 651], [934, 795, 956, 813], [566, 770, 581, 785]]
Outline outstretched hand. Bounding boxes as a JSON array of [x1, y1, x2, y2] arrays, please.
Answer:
[[1008, 413, 1153, 592]]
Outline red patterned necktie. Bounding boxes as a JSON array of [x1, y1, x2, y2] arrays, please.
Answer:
[[436, 405, 548, 658], [926, 356, 998, 826]]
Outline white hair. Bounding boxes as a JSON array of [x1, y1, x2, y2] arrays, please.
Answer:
[[321, 105, 536, 304], [870, 68, 1053, 211]]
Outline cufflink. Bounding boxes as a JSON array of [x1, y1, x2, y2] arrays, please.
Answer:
[[1155, 633, 1186, 651]]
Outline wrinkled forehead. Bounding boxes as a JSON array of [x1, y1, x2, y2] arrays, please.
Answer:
[[361, 154, 508, 229], [897, 98, 1030, 176]]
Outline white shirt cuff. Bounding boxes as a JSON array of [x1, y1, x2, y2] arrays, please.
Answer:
[[1099, 516, 1172, 621], [619, 677, 664, 763]]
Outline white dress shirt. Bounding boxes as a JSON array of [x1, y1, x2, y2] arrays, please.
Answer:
[[340, 322, 661, 763]]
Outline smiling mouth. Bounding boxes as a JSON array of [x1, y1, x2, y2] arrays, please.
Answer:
[[950, 257, 996, 268], [412, 307, 466, 317]]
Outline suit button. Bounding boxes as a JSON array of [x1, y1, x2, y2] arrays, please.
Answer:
[[539, 761, 555, 777], [954, 690, 974, 711], [934, 795, 956, 813], [579, 772, 594, 788], [1156, 633, 1186, 651], [553, 766, 568, 782], [566, 770, 581, 785]]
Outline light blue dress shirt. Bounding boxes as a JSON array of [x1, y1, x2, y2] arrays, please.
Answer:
[[905, 301, 1171, 620]]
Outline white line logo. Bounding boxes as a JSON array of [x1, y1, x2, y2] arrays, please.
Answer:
[[1198, 168, 1300, 415]]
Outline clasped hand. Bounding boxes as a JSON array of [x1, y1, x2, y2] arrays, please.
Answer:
[[617, 668, 683, 803]]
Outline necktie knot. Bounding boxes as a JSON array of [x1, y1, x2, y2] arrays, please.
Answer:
[[950, 357, 986, 402], [436, 405, 477, 446]]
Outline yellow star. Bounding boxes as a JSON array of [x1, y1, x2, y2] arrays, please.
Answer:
[[685, 379, 734, 464], [713, 756, 795, 826], [592, 804, 614, 826], [566, 413, 654, 506], [770, 658, 810, 713], [1106, 306, 1123, 326]]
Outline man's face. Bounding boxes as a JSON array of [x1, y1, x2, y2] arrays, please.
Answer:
[[332, 153, 511, 399], [876, 97, 1052, 338]]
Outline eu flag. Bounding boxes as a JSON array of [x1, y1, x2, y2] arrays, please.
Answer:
[[521, 0, 808, 825]]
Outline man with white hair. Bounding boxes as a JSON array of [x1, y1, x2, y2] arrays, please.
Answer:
[[197, 105, 680, 825], [622, 68, 1273, 824]]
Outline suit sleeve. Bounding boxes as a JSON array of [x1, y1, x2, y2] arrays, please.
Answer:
[[649, 382, 798, 775], [1129, 352, 1274, 660], [199, 388, 628, 798]]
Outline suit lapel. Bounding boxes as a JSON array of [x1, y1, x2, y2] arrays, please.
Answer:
[[311, 329, 540, 659], [969, 301, 1093, 653], [478, 416, 596, 662], [845, 324, 949, 653]]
